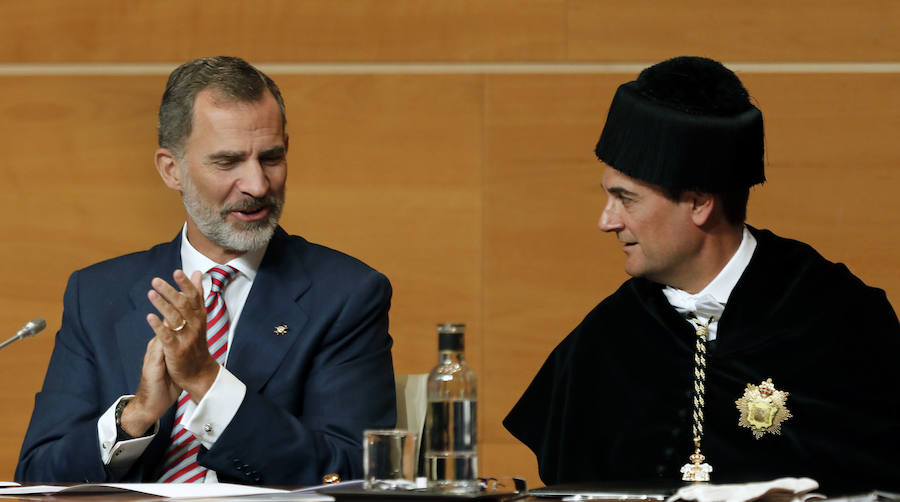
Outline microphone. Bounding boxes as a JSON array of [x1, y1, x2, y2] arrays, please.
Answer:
[[0, 318, 47, 351]]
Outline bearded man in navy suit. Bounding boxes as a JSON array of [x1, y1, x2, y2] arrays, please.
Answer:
[[16, 56, 396, 485]]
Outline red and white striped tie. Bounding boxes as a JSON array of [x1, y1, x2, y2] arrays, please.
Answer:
[[158, 265, 238, 483]]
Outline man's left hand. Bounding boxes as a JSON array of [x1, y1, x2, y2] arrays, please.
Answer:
[[146, 269, 220, 402]]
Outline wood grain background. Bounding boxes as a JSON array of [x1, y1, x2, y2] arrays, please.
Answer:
[[1, 0, 897, 486]]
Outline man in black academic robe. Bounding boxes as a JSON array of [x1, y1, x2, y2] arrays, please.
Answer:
[[503, 56, 900, 493]]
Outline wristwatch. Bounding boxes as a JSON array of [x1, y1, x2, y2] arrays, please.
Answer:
[[114, 398, 136, 441]]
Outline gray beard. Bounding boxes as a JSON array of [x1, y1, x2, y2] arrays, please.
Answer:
[[180, 171, 283, 253]]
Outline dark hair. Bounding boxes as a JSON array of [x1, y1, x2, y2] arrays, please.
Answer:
[[662, 186, 751, 225], [158, 56, 286, 156]]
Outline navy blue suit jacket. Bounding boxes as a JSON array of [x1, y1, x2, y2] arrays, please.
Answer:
[[16, 227, 396, 484]]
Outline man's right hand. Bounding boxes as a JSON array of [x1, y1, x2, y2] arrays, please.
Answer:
[[120, 337, 181, 437]]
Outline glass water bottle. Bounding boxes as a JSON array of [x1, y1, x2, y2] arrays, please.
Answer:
[[423, 323, 478, 493]]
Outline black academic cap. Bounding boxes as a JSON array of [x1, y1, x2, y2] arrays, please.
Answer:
[[595, 56, 765, 193]]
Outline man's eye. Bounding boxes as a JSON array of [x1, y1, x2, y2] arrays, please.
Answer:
[[260, 157, 284, 166]]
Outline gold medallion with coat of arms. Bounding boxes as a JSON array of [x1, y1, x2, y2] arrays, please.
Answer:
[[735, 378, 792, 439]]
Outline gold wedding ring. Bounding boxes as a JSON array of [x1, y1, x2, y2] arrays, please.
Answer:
[[171, 318, 187, 332]]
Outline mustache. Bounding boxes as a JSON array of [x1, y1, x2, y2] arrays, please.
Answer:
[[220, 195, 282, 215]]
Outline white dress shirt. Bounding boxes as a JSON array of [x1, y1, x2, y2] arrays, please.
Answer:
[[98, 225, 267, 481], [661, 226, 757, 341]]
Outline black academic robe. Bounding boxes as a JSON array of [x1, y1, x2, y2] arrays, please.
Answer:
[[504, 228, 900, 493]]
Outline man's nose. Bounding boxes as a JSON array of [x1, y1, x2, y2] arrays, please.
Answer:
[[238, 161, 270, 197], [598, 202, 622, 232]]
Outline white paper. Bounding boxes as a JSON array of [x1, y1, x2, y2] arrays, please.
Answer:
[[667, 477, 821, 502], [0, 485, 65, 495], [0, 481, 21, 487], [0, 482, 287, 498]]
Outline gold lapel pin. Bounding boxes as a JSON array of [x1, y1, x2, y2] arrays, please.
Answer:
[[274, 324, 288, 336], [736, 378, 792, 439]]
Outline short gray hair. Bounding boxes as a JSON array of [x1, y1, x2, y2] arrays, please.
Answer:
[[157, 56, 286, 157]]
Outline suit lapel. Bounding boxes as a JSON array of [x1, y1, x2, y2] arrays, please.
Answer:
[[227, 230, 311, 394], [111, 229, 312, 399], [114, 233, 183, 393]]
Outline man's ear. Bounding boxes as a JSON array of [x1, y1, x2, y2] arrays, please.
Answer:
[[687, 191, 715, 227], [154, 148, 182, 191]]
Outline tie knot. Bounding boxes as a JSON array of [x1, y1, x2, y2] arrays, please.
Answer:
[[688, 294, 726, 320], [663, 288, 726, 320], [208, 265, 239, 293]]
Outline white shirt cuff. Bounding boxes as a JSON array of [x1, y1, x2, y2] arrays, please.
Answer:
[[97, 395, 158, 469], [182, 366, 246, 449]]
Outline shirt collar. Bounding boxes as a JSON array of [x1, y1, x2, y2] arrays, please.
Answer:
[[179, 224, 267, 281]]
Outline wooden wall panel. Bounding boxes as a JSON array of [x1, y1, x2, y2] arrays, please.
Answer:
[[2, 70, 898, 486], [3, 1, 898, 64], [481, 74, 628, 485], [2, 71, 898, 486], [0, 75, 178, 479], [0, 0, 567, 63], [568, 0, 900, 62], [742, 73, 900, 296], [273, 74, 486, 375]]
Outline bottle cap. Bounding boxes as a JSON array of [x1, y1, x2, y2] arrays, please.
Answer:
[[437, 323, 465, 351]]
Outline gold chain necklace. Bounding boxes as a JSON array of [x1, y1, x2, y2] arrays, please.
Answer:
[[680, 317, 714, 482]]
